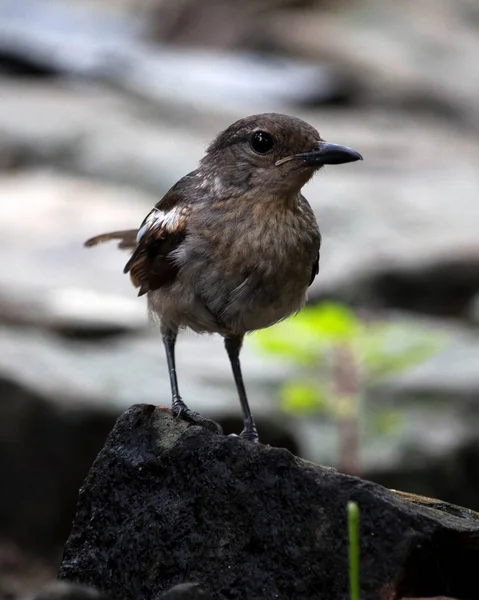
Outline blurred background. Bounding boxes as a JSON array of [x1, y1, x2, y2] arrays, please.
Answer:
[[1, 0, 479, 595]]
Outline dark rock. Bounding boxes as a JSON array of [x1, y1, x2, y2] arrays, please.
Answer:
[[348, 257, 479, 317], [59, 405, 479, 600]]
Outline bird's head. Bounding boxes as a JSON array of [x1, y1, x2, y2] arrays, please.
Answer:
[[200, 113, 362, 198]]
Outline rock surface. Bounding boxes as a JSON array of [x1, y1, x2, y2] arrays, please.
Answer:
[[59, 405, 479, 600]]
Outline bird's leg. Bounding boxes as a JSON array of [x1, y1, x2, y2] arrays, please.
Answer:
[[224, 334, 259, 443], [161, 326, 222, 434]]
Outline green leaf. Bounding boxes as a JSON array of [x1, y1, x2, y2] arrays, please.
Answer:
[[251, 319, 327, 365], [297, 302, 361, 342], [252, 301, 362, 365], [280, 380, 329, 415]]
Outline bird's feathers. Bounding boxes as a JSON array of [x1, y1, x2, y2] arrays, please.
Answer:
[[84, 198, 189, 297], [84, 229, 138, 250], [309, 249, 320, 287], [124, 205, 188, 296]]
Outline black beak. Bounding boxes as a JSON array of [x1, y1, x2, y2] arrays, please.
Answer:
[[297, 141, 363, 166]]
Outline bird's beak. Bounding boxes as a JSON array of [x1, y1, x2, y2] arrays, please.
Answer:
[[296, 141, 363, 166]]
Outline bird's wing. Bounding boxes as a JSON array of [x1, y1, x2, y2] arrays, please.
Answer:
[[123, 203, 188, 296], [298, 195, 321, 288], [309, 249, 320, 287], [84, 180, 191, 296]]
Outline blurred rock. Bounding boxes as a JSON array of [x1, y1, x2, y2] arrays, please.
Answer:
[[0, 377, 116, 555], [340, 253, 479, 317], [378, 320, 479, 404], [0, 288, 146, 338], [0, 540, 54, 600], [272, 0, 479, 131], [402, 598, 458, 600], [58, 405, 479, 600], [31, 582, 108, 600], [1, 94, 479, 317], [0, 0, 347, 111], [31, 581, 209, 600], [470, 294, 479, 324], [370, 439, 479, 521], [0, 325, 297, 444], [0, 171, 150, 333], [159, 584, 209, 600]]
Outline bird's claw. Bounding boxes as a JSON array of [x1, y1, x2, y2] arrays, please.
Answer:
[[227, 429, 260, 444], [171, 400, 223, 435]]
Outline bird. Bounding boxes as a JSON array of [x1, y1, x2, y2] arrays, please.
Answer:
[[84, 113, 362, 444]]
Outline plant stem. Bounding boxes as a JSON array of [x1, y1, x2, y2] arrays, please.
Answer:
[[347, 501, 360, 600], [333, 344, 361, 476]]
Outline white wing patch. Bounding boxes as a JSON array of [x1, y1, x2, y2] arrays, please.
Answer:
[[136, 206, 182, 242]]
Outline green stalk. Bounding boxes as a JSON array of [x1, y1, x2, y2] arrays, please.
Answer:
[[347, 501, 360, 600]]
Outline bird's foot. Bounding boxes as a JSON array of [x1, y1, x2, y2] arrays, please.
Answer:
[[228, 423, 259, 444], [240, 428, 260, 444], [171, 397, 222, 434]]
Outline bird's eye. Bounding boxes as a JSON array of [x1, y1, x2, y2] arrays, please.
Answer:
[[250, 131, 274, 154]]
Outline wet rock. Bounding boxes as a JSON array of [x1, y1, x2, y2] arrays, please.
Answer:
[[59, 405, 479, 600]]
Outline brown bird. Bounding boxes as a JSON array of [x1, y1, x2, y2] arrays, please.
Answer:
[[85, 113, 362, 443]]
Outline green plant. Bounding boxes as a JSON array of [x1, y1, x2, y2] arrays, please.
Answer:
[[251, 301, 443, 474], [348, 501, 360, 600]]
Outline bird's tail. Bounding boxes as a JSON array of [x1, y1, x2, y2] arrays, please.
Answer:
[[84, 230, 138, 250]]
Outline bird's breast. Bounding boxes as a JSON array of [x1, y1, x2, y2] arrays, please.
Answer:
[[180, 199, 320, 334]]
